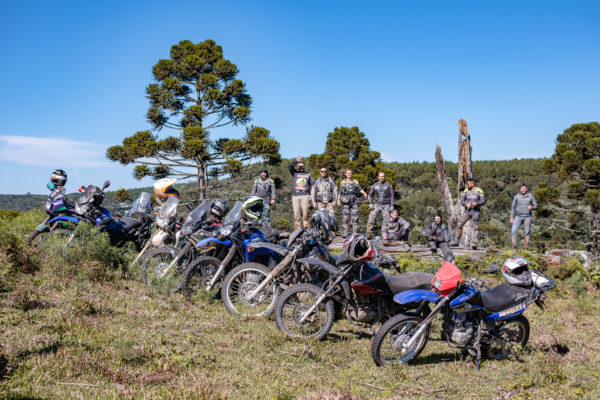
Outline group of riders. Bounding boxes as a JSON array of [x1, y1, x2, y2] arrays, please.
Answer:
[[250, 157, 539, 262]]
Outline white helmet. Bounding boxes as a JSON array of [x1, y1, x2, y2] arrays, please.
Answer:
[[502, 256, 532, 286]]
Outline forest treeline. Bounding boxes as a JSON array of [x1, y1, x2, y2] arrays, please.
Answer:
[[3, 156, 575, 252]]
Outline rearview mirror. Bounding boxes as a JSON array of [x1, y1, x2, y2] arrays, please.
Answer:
[[102, 180, 111, 190], [485, 264, 500, 274]]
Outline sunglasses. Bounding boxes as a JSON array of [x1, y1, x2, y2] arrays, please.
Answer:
[[320, 170, 327, 173]]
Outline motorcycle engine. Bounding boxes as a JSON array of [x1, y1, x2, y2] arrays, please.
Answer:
[[347, 299, 378, 322], [446, 312, 475, 346]]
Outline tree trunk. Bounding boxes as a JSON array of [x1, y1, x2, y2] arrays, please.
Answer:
[[435, 145, 458, 231], [197, 161, 206, 201], [457, 118, 472, 193], [434, 120, 474, 247]]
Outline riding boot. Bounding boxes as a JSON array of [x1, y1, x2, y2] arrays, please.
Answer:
[[450, 228, 462, 247], [343, 225, 349, 238]]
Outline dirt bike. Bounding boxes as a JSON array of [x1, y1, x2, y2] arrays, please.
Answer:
[[220, 227, 353, 318], [273, 255, 433, 340], [370, 261, 556, 368]]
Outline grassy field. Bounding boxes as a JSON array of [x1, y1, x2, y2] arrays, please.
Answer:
[[1, 210, 599, 399]]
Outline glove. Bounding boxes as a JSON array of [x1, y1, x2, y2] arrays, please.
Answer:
[[369, 204, 373, 210]]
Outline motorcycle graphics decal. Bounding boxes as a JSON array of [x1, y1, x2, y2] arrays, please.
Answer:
[[486, 303, 526, 321], [450, 286, 479, 308]]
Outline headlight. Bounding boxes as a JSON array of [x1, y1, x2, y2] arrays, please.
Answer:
[[433, 277, 442, 290], [156, 216, 170, 229], [219, 226, 233, 237]]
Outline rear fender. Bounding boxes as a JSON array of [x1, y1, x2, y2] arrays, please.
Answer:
[[394, 289, 441, 305]]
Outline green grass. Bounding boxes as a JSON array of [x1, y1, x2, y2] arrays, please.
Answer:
[[1, 211, 599, 399]]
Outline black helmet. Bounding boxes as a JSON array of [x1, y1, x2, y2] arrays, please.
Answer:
[[211, 199, 230, 220], [310, 209, 338, 244], [342, 233, 376, 264], [51, 169, 67, 187], [241, 196, 264, 221]]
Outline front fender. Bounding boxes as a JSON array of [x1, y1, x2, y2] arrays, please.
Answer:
[[195, 237, 232, 248], [247, 242, 289, 256], [49, 216, 80, 224], [394, 289, 441, 305]]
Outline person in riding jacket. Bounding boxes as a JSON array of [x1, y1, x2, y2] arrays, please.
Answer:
[[289, 157, 314, 230], [382, 208, 410, 246], [311, 167, 338, 214], [251, 168, 276, 223], [422, 212, 454, 262], [337, 168, 367, 237], [510, 183, 538, 250], [366, 171, 394, 238], [451, 178, 486, 249]]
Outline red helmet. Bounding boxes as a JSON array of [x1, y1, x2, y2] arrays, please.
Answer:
[[342, 233, 376, 264]]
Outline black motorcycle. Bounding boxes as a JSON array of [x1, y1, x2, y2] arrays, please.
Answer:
[[273, 250, 433, 340]]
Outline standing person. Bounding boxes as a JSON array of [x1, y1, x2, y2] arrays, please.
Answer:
[[289, 157, 314, 230], [311, 167, 338, 215], [422, 212, 454, 262], [510, 183, 538, 250], [337, 168, 367, 237], [382, 209, 410, 246], [451, 178, 486, 249], [251, 168, 276, 223], [366, 171, 395, 238]]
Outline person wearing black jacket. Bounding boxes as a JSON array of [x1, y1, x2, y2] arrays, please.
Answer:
[[422, 212, 454, 262]]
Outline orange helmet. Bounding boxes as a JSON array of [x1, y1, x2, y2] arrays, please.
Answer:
[[153, 178, 179, 198]]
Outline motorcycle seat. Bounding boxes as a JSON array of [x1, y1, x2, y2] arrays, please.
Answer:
[[386, 272, 433, 295], [118, 215, 144, 233], [481, 284, 530, 312]]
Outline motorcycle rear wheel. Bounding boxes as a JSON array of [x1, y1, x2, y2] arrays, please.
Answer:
[[371, 313, 429, 366], [484, 315, 529, 360], [274, 283, 335, 340], [221, 263, 279, 317]]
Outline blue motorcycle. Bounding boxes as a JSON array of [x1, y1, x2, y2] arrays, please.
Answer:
[[371, 259, 556, 368], [47, 180, 153, 250], [177, 201, 287, 295]]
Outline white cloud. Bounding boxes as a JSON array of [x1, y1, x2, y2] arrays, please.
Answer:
[[380, 152, 400, 162], [0, 135, 114, 168]]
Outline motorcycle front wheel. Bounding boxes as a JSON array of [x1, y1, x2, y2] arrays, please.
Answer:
[[274, 283, 335, 340], [484, 315, 530, 360], [141, 246, 182, 295], [221, 263, 279, 317], [178, 255, 222, 296], [371, 313, 429, 366]]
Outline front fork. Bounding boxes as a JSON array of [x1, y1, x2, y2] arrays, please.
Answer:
[[246, 248, 298, 300], [205, 245, 238, 291], [298, 268, 349, 324]]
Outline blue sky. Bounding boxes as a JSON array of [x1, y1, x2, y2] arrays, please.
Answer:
[[1, 0, 598, 194]]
